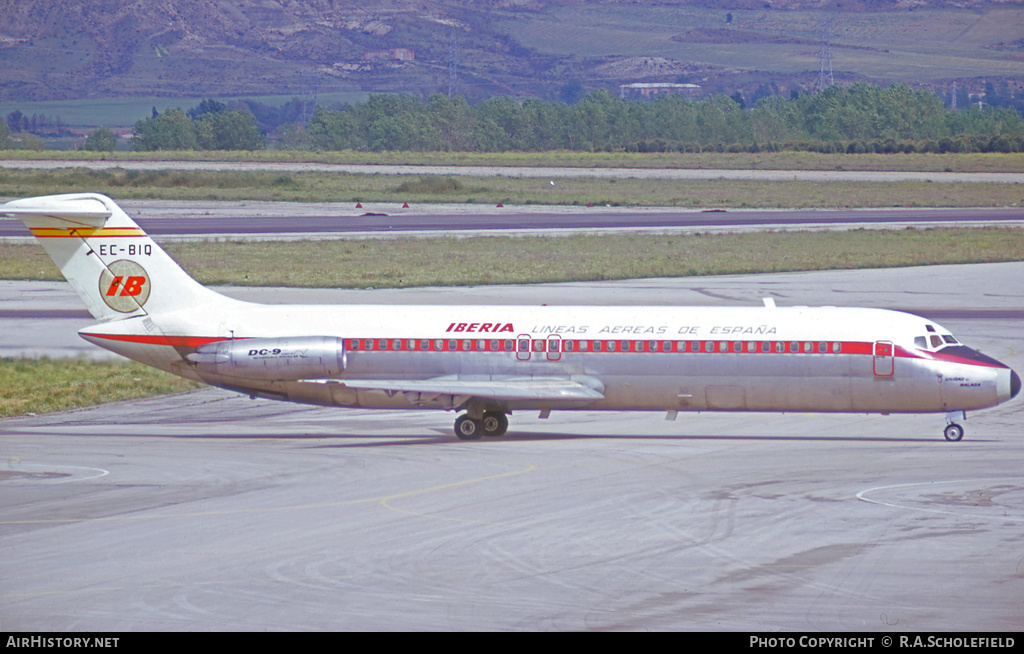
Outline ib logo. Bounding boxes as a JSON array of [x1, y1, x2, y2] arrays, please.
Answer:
[[98, 260, 151, 312]]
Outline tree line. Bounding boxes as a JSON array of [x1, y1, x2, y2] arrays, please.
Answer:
[[305, 84, 1024, 154], [71, 82, 1024, 153]]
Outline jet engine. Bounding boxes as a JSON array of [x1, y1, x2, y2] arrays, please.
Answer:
[[186, 336, 346, 381]]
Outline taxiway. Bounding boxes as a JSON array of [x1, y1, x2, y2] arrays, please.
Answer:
[[1, 264, 1022, 630]]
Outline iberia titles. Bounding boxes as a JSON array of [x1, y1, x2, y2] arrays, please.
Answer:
[[445, 322, 515, 333]]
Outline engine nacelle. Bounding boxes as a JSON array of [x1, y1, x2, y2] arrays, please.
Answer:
[[186, 336, 346, 381]]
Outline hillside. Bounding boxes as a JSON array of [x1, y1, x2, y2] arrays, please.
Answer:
[[1, 0, 1022, 109]]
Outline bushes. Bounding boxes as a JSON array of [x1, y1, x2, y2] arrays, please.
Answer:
[[132, 108, 265, 151], [82, 127, 118, 151]]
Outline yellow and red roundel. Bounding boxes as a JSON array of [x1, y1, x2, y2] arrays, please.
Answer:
[[98, 260, 151, 312]]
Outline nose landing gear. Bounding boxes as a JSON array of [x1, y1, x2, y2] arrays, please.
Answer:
[[943, 423, 964, 442], [944, 410, 966, 442]]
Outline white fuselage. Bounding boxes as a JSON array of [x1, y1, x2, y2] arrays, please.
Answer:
[[80, 299, 1017, 416]]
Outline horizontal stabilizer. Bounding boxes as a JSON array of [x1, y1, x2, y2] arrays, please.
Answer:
[[303, 377, 606, 402], [2, 194, 113, 227]]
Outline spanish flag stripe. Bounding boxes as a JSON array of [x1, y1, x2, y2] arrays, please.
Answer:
[[29, 227, 147, 238]]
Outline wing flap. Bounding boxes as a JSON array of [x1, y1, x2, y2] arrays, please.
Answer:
[[301, 377, 605, 402]]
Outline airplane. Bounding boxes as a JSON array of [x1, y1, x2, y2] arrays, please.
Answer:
[[3, 192, 1019, 441]]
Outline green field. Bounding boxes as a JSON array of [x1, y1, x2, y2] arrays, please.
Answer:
[[1, 165, 1022, 208], [4, 227, 1024, 289], [0, 358, 198, 419], [498, 4, 1024, 83], [5, 150, 1024, 172], [0, 93, 372, 130]]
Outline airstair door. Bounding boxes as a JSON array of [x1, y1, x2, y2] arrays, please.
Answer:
[[873, 340, 894, 377]]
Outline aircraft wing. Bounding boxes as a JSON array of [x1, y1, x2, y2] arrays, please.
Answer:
[[302, 376, 605, 403]]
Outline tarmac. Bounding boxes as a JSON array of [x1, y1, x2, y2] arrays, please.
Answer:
[[1, 264, 1022, 630]]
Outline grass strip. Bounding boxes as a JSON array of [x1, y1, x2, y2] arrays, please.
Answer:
[[3, 150, 1024, 173], [3, 228, 1023, 288], [1, 168, 1023, 207], [0, 358, 199, 418]]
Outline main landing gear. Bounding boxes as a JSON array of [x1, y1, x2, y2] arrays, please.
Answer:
[[454, 411, 509, 440]]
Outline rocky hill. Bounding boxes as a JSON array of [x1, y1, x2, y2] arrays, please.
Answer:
[[1, 0, 1021, 104]]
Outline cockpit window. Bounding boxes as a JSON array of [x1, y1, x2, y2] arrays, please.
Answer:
[[916, 331, 961, 350]]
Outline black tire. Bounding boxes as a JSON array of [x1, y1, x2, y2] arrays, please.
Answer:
[[944, 423, 965, 442], [481, 411, 509, 437], [455, 415, 482, 440]]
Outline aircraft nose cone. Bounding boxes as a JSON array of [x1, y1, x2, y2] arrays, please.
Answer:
[[1012, 369, 1021, 400]]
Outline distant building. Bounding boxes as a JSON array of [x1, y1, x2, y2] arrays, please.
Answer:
[[364, 48, 415, 62], [619, 82, 700, 99]]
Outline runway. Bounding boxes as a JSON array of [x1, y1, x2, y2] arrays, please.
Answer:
[[3, 201, 1024, 239], [1, 264, 1023, 630]]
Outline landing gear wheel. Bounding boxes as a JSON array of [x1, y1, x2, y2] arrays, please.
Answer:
[[454, 415, 482, 440], [944, 423, 965, 442], [481, 411, 509, 437]]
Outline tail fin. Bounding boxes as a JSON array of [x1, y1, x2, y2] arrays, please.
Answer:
[[4, 193, 224, 321]]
